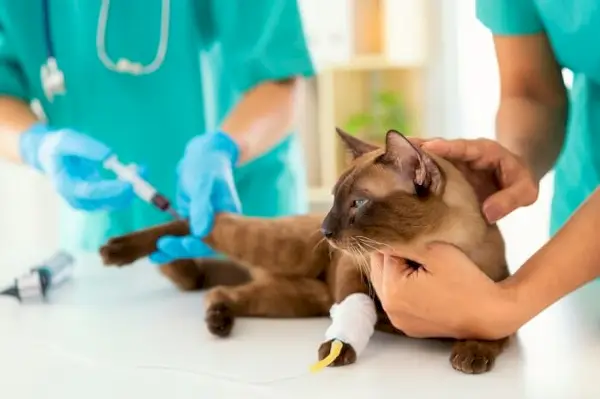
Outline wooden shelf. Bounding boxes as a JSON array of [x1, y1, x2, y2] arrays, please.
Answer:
[[315, 67, 425, 188], [322, 55, 424, 72], [297, 0, 430, 195]]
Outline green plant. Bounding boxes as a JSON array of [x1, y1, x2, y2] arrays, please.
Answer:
[[344, 90, 410, 140]]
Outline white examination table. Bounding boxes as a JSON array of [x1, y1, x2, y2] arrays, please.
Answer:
[[2, 252, 600, 399]]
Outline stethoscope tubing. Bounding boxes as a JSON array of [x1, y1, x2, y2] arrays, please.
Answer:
[[41, 0, 55, 58], [39, 0, 168, 102]]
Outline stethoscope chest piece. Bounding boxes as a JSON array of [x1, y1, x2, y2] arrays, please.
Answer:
[[40, 57, 65, 102]]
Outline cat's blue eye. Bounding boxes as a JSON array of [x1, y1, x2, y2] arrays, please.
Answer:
[[352, 198, 368, 208]]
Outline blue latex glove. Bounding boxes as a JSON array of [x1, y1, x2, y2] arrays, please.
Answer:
[[19, 123, 137, 211], [149, 131, 241, 264]]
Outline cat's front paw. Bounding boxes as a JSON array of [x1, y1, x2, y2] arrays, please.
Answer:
[[99, 236, 143, 267], [450, 340, 498, 374], [317, 339, 357, 367], [205, 302, 234, 337]]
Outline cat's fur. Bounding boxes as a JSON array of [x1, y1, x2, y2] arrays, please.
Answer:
[[100, 129, 510, 374]]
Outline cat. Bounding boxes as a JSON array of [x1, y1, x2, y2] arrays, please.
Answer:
[[99, 128, 510, 374]]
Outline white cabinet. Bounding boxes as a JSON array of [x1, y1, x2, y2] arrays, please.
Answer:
[[298, 0, 354, 69], [382, 0, 428, 66]]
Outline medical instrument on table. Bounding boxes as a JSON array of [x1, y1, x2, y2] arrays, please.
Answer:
[[40, 0, 171, 101], [0, 251, 75, 302], [103, 155, 182, 220]]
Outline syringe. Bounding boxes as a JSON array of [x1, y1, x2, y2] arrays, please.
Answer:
[[103, 155, 182, 220], [0, 251, 75, 302]]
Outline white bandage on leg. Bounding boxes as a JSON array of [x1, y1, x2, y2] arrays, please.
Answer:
[[324, 293, 377, 356]]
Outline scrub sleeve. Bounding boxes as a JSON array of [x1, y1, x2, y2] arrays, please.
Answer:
[[477, 0, 600, 236]]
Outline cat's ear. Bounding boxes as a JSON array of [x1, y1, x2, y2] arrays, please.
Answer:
[[380, 130, 443, 194], [335, 127, 378, 159]]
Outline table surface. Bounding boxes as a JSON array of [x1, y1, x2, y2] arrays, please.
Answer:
[[1, 253, 599, 399]]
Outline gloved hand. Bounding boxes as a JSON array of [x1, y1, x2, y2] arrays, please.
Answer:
[[19, 123, 137, 211], [149, 131, 241, 264]]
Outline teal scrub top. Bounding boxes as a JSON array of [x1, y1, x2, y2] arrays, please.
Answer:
[[476, 0, 600, 236], [0, 0, 315, 253]]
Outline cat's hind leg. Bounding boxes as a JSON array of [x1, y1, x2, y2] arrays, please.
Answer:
[[203, 275, 332, 337], [450, 337, 510, 374], [159, 258, 252, 292]]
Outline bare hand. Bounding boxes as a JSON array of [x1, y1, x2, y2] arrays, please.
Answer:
[[412, 137, 539, 223], [369, 244, 517, 340]]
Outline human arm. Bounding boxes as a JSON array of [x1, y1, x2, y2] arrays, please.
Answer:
[[205, 0, 313, 164], [149, 0, 314, 262], [477, 0, 568, 183], [493, 34, 567, 182], [369, 187, 600, 340], [0, 20, 40, 162], [0, 20, 135, 210], [0, 97, 39, 163], [220, 79, 299, 164], [499, 187, 600, 332]]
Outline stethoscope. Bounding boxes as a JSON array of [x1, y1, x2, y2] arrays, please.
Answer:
[[40, 0, 171, 102]]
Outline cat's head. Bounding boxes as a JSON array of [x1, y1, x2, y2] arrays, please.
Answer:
[[321, 128, 448, 253]]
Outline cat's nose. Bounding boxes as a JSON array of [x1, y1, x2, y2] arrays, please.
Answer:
[[320, 227, 334, 238]]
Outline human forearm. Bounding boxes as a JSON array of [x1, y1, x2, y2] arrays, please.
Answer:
[[496, 96, 567, 182], [500, 188, 600, 332], [221, 79, 299, 164], [0, 96, 40, 163]]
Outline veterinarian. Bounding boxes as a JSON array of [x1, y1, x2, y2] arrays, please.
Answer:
[[0, 1, 314, 260], [369, 0, 600, 339]]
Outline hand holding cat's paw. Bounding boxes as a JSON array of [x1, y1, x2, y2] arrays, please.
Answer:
[[149, 236, 215, 264]]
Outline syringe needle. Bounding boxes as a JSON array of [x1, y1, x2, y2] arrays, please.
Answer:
[[167, 208, 183, 220]]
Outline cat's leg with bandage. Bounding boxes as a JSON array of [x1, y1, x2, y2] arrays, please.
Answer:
[[315, 254, 377, 369]]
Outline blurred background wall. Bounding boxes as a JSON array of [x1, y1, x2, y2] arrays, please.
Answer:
[[0, 0, 560, 270]]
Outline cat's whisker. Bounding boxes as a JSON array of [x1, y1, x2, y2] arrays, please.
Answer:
[[355, 238, 379, 253], [353, 239, 376, 298], [310, 236, 327, 255], [349, 239, 371, 285], [309, 228, 322, 238], [355, 235, 395, 253]]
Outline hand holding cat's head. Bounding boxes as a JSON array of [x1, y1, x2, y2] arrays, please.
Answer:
[[321, 128, 448, 254]]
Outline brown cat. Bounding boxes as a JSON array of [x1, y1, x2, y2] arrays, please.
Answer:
[[99, 129, 510, 374]]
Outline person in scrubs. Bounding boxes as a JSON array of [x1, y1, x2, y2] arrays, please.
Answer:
[[0, 0, 314, 262], [367, 0, 600, 338]]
